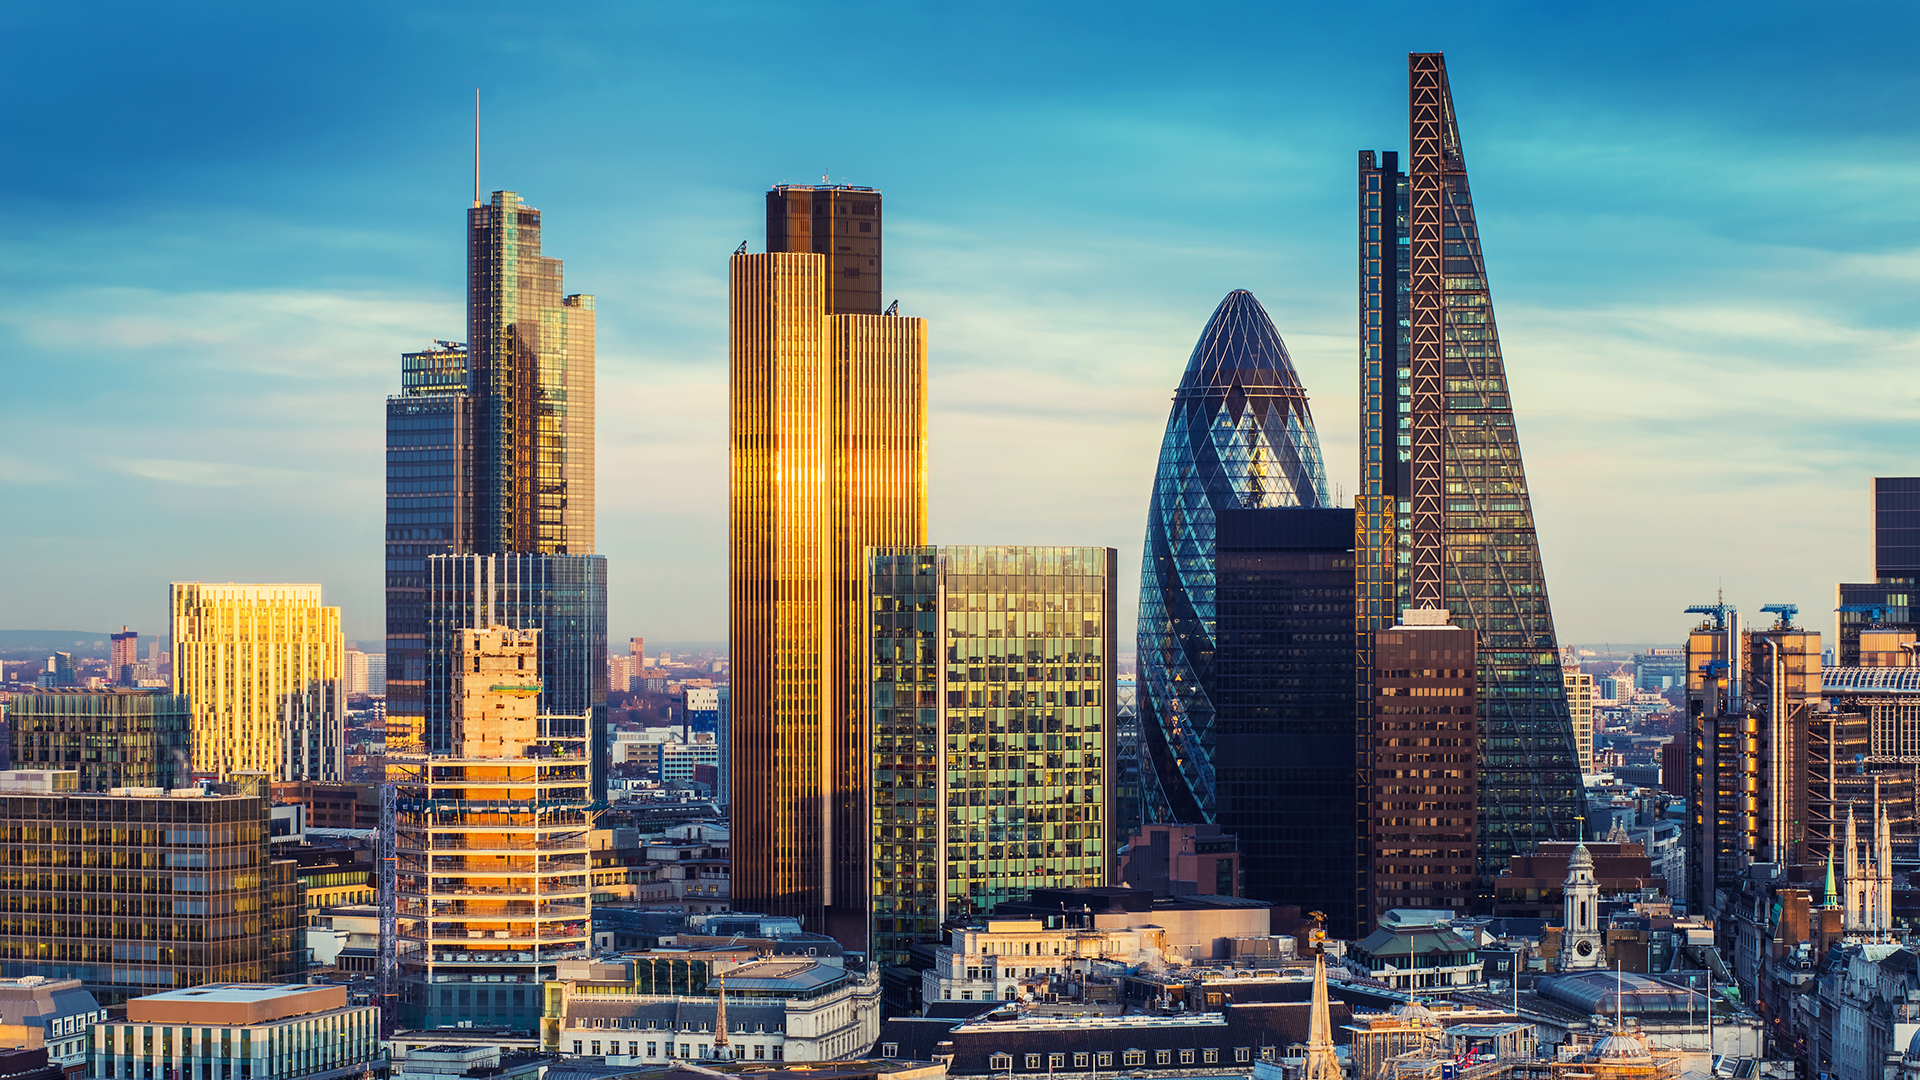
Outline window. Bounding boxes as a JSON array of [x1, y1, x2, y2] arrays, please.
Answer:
[[991, 1055, 1014, 1071], [1075, 1054, 1090, 1068], [1204, 1049, 1219, 1064], [882, 1044, 899, 1059], [590, 1043, 601, 1056], [1123, 1051, 1146, 1067], [628, 1043, 638, 1057], [572, 1042, 582, 1055], [1026, 1055, 1041, 1069], [1235, 1048, 1252, 1063], [1096, 1053, 1112, 1068], [646, 1044, 657, 1058], [1261, 1047, 1277, 1061], [961, 991, 973, 1000], [1050, 1054, 1064, 1069], [754, 1047, 765, 1061], [773, 1047, 784, 1061], [681, 1045, 691, 1058], [1156, 1050, 1171, 1065], [1180, 1050, 1195, 1065]]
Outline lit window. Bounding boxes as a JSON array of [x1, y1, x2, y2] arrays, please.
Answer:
[[1027, 1055, 1041, 1069]]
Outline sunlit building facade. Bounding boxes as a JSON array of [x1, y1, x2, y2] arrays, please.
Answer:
[[466, 191, 595, 557], [1136, 289, 1354, 926], [6, 689, 190, 791], [728, 236, 928, 945], [866, 545, 1117, 967], [170, 583, 345, 783], [1356, 54, 1580, 910]]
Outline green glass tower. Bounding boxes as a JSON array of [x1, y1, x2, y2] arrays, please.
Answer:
[[866, 545, 1117, 968], [1356, 53, 1580, 917]]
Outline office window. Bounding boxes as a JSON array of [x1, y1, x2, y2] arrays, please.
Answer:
[[1096, 1053, 1113, 1068], [1156, 1050, 1172, 1065], [1204, 1049, 1219, 1064], [1075, 1054, 1090, 1068], [1123, 1051, 1146, 1067], [1261, 1047, 1277, 1061], [1050, 1054, 1064, 1069], [1026, 1055, 1041, 1069], [991, 1055, 1014, 1071]]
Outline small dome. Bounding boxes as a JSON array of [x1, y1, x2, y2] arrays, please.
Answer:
[[1906, 1028, 1920, 1060], [1595, 1033, 1651, 1063], [1396, 1000, 1436, 1026], [1569, 844, 1594, 870]]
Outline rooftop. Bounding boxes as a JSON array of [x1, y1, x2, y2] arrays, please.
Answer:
[[128, 984, 351, 1025]]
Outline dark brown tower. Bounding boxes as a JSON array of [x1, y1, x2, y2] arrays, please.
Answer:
[[765, 185, 882, 315], [1368, 608, 1479, 925]]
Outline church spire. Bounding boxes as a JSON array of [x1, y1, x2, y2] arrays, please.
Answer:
[[1303, 954, 1341, 1080]]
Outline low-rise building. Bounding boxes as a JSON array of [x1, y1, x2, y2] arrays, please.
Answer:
[[1345, 910, 1483, 995], [545, 954, 881, 1063], [89, 984, 379, 1080], [0, 977, 105, 1079]]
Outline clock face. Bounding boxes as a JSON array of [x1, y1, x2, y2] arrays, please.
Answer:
[[1576, 940, 1595, 957]]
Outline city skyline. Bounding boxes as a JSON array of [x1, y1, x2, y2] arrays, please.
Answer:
[[7, 5, 1920, 650]]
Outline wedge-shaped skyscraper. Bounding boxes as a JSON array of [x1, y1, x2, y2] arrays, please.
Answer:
[[1137, 290, 1356, 929], [1356, 53, 1580, 920]]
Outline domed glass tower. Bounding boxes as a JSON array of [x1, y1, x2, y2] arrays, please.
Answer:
[[1136, 291, 1355, 919]]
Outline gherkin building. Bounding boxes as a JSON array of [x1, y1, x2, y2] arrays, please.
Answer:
[[1137, 291, 1356, 919]]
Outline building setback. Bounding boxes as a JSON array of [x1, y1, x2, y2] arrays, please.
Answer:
[[865, 546, 1117, 968], [1356, 54, 1580, 909], [0, 773, 303, 1002], [728, 225, 928, 947], [6, 689, 190, 792]]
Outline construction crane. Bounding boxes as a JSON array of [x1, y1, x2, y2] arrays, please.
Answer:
[[378, 779, 398, 1036], [1760, 603, 1799, 629], [1684, 602, 1736, 630], [1837, 603, 1890, 625]]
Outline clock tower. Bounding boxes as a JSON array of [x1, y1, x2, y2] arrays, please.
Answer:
[[1559, 842, 1604, 970]]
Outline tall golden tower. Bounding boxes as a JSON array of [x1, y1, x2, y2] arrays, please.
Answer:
[[728, 242, 927, 945]]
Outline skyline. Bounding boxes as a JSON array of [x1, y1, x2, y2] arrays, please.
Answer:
[[7, 4, 1920, 650]]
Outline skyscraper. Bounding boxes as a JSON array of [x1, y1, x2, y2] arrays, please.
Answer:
[[8, 688, 191, 791], [729, 204, 927, 944], [110, 627, 138, 685], [1357, 53, 1581, 906], [1835, 477, 1920, 665], [467, 191, 596, 556], [386, 343, 470, 753], [171, 582, 345, 782], [866, 545, 1117, 967], [1135, 290, 1355, 930]]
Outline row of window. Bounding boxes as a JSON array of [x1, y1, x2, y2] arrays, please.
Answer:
[[987, 1047, 1268, 1070], [572, 1040, 780, 1060]]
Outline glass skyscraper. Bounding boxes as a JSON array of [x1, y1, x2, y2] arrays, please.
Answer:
[[1135, 289, 1354, 928], [7, 689, 191, 792], [385, 343, 469, 754], [466, 191, 596, 556], [728, 199, 928, 946], [866, 545, 1117, 968], [1356, 53, 1580, 912], [424, 553, 609, 802]]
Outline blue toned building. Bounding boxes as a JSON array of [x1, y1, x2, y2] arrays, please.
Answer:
[[385, 343, 470, 753], [715, 684, 731, 807], [1136, 290, 1356, 931], [425, 553, 610, 802]]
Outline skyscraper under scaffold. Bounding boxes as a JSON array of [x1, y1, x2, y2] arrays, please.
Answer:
[[1136, 290, 1357, 934], [1355, 53, 1580, 922]]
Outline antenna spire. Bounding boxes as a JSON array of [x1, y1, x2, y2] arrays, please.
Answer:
[[473, 88, 481, 208]]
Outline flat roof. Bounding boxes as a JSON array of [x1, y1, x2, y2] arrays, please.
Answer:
[[128, 984, 350, 1025]]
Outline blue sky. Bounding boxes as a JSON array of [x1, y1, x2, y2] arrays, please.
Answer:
[[5, 2, 1919, 651]]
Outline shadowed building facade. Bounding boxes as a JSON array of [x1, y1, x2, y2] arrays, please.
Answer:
[[766, 185, 883, 316], [1356, 54, 1580, 917], [1136, 290, 1357, 934], [729, 226, 927, 946]]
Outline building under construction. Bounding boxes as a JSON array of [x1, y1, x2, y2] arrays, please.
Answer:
[[390, 625, 595, 1034]]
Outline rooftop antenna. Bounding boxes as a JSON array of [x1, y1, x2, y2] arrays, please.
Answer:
[[472, 88, 481, 208]]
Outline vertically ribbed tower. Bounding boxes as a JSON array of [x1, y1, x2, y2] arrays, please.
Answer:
[[1356, 54, 1581, 910], [1138, 291, 1354, 925], [729, 191, 928, 944]]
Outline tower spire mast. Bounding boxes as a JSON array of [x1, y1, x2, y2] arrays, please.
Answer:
[[473, 88, 480, 208]]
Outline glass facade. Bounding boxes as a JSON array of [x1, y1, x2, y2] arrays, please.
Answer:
[[1137, 289, 1331, 828], [170, 584, 345, 783], [387, 347, 470, 756], [866, 545, 1117, 968], [766, 185, 883, 316], [1357, 54, 1580, 907], [728, 243, 928, 944], [7, 689, 191, 792], [0, 791, 302, 1002], [424, 553, 609, 802], [466, 192, 595, 557]]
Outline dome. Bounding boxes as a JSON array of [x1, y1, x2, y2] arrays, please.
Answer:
[[1395, 1000, 1437, 1026], [1905, 1027, 1920, 1061], [1594, 1032, 1652, 1063], [1568, 843, 1594, 870]]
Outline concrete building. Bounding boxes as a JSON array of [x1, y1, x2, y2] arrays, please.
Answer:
[[545, 954, 882, 1063], [0, 977, 104, 1078], [89, 984, 378, 1080], [1566, 666, 1595, 775]]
